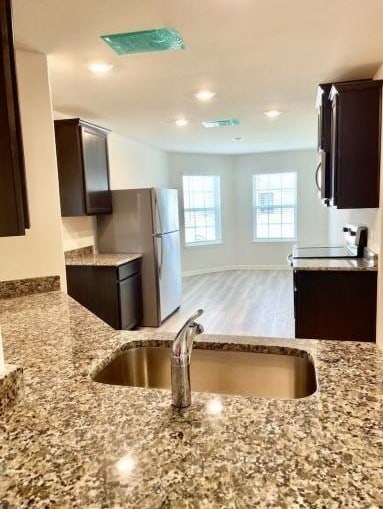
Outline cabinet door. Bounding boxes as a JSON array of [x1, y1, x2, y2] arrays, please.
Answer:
[[317, 84, 332, 152], [315, 84, 332, 205], [330, 93, 338, 207], [66, 266, 120, 329], [81, 126, 112, 215], [55, 121, 86, 216], [118, 274, 142, 330], [319, 150, 331, 203], [0, 0, 29, 236], [331, 82, 381, 209], [295, 270, 377, 342]]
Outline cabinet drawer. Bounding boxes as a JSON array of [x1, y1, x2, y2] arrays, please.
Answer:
[[117, 259, 141, 281]]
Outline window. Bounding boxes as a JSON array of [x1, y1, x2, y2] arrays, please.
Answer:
[[252, 171, 297, 241], [182, 175, 222, 246]]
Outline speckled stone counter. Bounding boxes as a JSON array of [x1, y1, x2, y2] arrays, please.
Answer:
[[0, 364, 23, 413], [65, 252, 142, 267], [0, 275, 60, 299], [1, 291, 383, 508], [291, 257, 377, 271]]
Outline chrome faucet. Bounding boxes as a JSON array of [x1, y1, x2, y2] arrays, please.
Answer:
[[171, 309, 204, 408]]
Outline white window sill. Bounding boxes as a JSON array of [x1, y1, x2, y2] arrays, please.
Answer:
[[185, 240, 223, 248], [252, 238, 296, 244]]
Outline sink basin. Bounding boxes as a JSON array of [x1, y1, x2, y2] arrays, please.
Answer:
[[93, 345, 317, 399]]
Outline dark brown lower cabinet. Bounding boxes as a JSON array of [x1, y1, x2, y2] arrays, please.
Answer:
[[66, 260, 142, 330], [294, 269, 377, 342]]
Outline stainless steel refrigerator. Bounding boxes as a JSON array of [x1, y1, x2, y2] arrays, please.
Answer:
[[96, 188, 181, 327]]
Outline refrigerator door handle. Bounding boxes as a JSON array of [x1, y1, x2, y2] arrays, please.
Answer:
[[154, 191, 164, 236], [156, 230, 182, 322], [159, 234, 164, 279], [154, 233, 164, 280]]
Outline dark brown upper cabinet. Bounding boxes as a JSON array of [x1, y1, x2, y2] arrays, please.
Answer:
[[330, 80, 382, 209], [315, 83, 332, 205], [316, 83, 332, 153], [54, 118, 112, 216], [316, 79, 382, 209], [0, 0, 30, 237]]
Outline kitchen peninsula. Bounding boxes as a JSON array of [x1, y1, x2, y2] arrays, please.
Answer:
[[0, 287, 382, 507]]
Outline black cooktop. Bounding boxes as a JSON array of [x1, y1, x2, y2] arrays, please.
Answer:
[[291, 224, 367, 260]]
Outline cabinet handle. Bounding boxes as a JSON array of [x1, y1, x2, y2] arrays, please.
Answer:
[[315, 161, 321, 192]]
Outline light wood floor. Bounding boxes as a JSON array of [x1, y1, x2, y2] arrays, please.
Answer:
[[149, 270, 294, 337]]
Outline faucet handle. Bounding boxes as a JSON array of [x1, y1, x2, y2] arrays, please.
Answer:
[[189, 309, 204, 323], [192, 323, 204, 335], [172, 309, 204, 358], [179, 309, 204, 332]]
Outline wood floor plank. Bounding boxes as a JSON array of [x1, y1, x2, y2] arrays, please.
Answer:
[[142, 269, 294, 338]]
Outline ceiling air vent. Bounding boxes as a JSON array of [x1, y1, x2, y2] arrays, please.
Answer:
[[202, 119, 240, 128], [101, 28, 185, 55]]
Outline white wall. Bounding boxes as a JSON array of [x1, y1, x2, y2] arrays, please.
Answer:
[[108, 134, 169, 190], [327, 208, 380, 251], [61, 216, 96, 252], [234, 150, 328, 266], [168, 149, 328, 274], [0, 51, 66, 288], [168, 154, 236, 273]]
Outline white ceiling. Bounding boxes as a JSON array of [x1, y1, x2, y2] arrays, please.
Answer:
[[13, 0, 383, 154]]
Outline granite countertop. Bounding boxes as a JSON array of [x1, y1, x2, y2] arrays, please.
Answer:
[[291, 257, 378, 271], [1, 291, 383, 507], [65, 252, 142, 267]]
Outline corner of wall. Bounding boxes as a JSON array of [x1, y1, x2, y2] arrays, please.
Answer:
[[0, 50, 66, 291], [61, 216, 96, 252]]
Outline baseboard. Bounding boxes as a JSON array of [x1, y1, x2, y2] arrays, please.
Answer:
[[182, 265, 290, 277]]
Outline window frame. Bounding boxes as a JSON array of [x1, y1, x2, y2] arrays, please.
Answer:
[[252, 170, 298, 243], [182, 174, 223, 247]]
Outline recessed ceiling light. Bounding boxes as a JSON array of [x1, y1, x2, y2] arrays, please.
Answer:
[[232, 137, 243, 142], [194, 89, 216, 102], [88, 62, 113, 74], [175, 118, 189, 127], [264, 110, 281, 118]]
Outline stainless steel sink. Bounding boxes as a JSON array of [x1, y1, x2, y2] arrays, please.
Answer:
[[93, 345, 317, 399]]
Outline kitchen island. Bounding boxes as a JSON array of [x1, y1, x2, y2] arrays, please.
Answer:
[[1, 290, 382, 508]]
